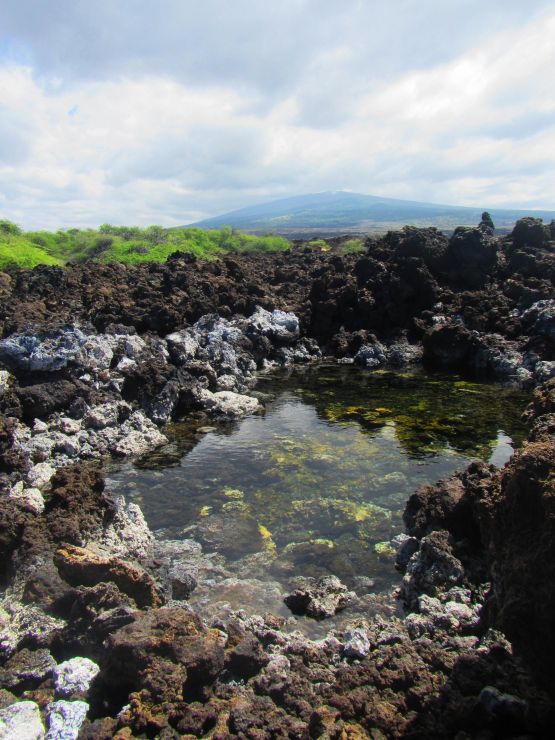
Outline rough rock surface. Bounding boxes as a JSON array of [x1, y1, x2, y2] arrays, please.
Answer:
[[45, 700, 88, 740], [52, 658, 100, 699], [1, 219, 555, 736], [0, 700, 44, 739], [54, 546, 163, 609], [284, 575, 357, 619], [0, 648, 55, 692]]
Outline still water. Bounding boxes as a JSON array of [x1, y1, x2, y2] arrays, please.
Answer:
[[107, 365, 528, 619]]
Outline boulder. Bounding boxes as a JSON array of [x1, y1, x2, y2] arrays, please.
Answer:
[[343, 628, 371, 659], [401, 530, 465, 608], [0, 700, 45, 739], [511, 217, 551, 249], [521, 299, 555, 343], [422, 322, 475, 369], [284, 575, 357, 619], [198, 389, 260, 418], [53, 658, 100, 699], [246, 307, 300, 343], [104, 608, 225, 703], [354, 340, 386, 368], [0, 648, 56, 692], [443, 226, 498, 288], [45, 700, 88, 740], [225, 636, 269, 679], [54, 546, 163, 608]]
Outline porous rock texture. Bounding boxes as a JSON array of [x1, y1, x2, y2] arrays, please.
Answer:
[[0, 219, 554, 737]]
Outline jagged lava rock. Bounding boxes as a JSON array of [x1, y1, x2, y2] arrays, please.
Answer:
[[103, 608, 225, 703], [0, 648, 56, 692], [0, 700, 45, 739], [284, 575, 357, 619], [52, 657, 99, 700], [54, 546, 163, 609], [45, 700, 88, 740]]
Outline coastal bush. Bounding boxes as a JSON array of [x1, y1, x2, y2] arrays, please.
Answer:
[[0, 234, 63, 270], [0, 222, 291, 269], [339, 237, 365, 254], [308, 238, 331, 251]]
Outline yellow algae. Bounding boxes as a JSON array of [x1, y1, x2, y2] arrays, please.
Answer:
[[199, 505, 212, 517], [223, 488, 244, 500], [282, 538, 335, 554], [258, 524, 277, 555], [374, 541, 396, 559], [222, 501, 249, 514]]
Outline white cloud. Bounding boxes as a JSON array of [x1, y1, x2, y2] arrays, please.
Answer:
[[0, 2, 554, 228]]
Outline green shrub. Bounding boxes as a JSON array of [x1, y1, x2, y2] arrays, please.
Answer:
[[307, 238, 330, 252], [0, 235, 63, 270], [0, 222, 292, 268], [0, 220, 22, 236], [339, 238, 365, 254]]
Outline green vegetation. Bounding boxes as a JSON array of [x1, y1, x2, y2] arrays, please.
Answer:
[[307, 238, 331, 251], [0, 221, 63, 270], [0, 220, 291, 270], [338, 237, 365, 254]]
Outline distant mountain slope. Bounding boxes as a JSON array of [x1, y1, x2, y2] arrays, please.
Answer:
[[190, 191, 555, 234]]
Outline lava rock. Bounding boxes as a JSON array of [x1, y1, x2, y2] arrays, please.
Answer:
[[46, 700, 88, 740], [343, 628, 371, 659], [103, 608, 225, 704], [198, 389, 260, 418], [511, 217, 551, 249], [54, 545, 163, 609], [53, 658, 100, 699], [168, 565, 197, 600], [401, 530, 465, 608], [284, 575, 357, 620], [0, 700, 45, 739], [0, 648, 56, 692], [225, 636, 270, 679]]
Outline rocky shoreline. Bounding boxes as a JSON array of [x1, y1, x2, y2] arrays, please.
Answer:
[[0, 217, 554, 738]]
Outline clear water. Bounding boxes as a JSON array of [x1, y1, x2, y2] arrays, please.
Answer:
[[106, 365, 528, 622]]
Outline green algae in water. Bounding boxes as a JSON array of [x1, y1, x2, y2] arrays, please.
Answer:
[[107, 366, 529, 598]]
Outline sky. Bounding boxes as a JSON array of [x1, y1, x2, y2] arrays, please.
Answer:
[[0, 0, 554, 230]]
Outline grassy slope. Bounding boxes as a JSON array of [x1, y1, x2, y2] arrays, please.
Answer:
[[0, 223, 291, 270], [0, 234, 63, 270]]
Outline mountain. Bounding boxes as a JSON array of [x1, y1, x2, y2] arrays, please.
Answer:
[[189, 191, 555, 236]]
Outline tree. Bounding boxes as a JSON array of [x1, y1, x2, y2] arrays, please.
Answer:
[[0, 220, 22, 236]]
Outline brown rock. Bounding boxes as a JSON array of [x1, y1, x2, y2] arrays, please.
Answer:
[[487, 438, 555, 684], [104, 608, 225, 704], [54, 545, 163, 608], [45, 463, 115, 547]]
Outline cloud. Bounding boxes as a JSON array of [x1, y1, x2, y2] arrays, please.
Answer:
[[0, 1, 554, 228]]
